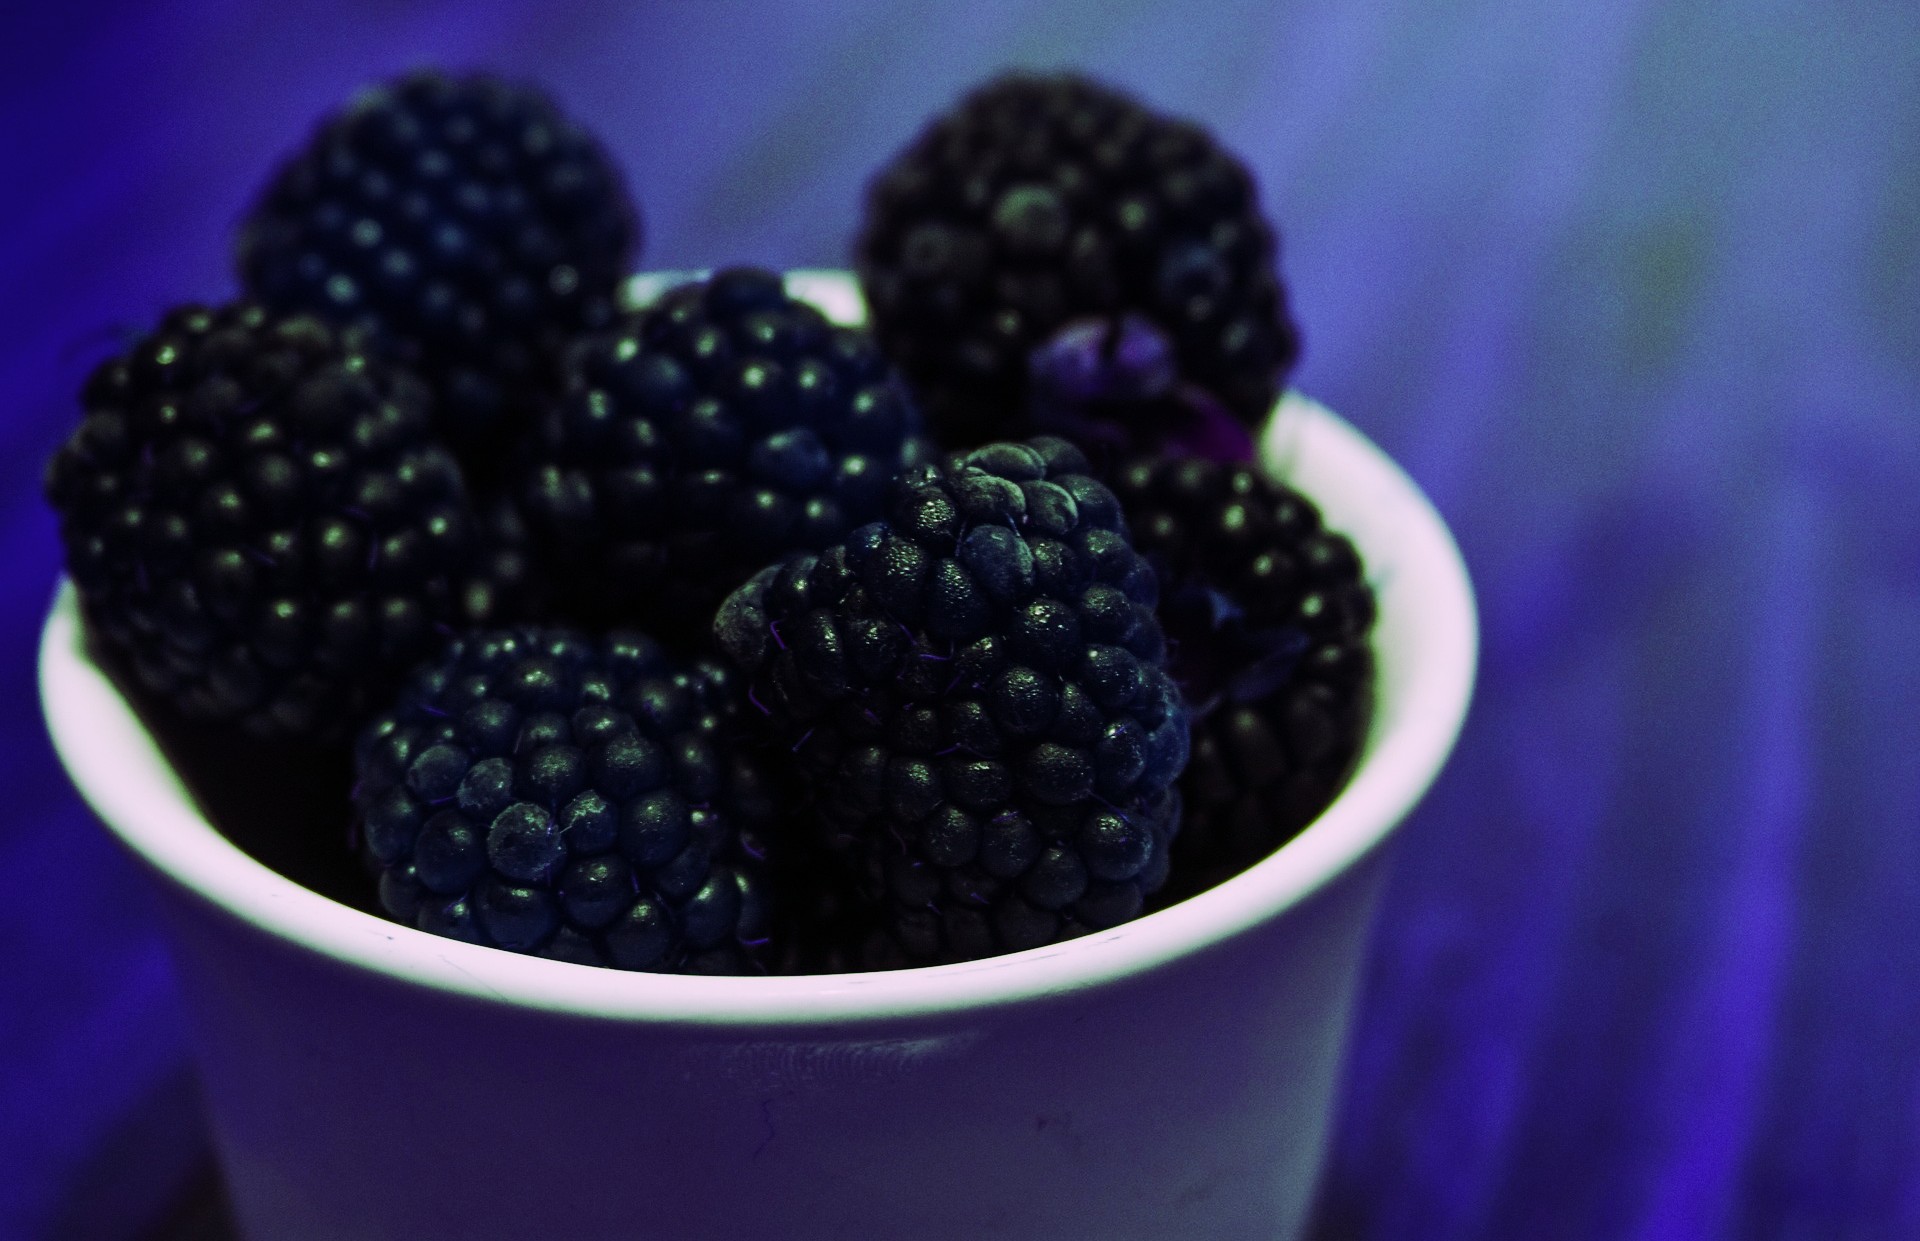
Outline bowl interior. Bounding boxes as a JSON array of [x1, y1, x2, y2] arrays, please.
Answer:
[[38, 271, 1476, 1025]]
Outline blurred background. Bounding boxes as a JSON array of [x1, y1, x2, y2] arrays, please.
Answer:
[[3, 1, 1916, 1236]]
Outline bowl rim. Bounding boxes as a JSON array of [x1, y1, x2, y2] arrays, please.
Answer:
[[38, 271, 1476, 1027]]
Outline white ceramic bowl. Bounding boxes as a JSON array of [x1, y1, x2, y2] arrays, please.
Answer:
[[39, 272, 1475, 1241]]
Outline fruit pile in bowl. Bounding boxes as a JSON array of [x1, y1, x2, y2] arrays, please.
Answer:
[[43, 69, 1375, 976]]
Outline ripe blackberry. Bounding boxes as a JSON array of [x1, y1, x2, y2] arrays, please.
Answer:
[[715, 436, 1188, 966], [1112, 457, 1375, 896], [238, 69, 638, 482], [44, 303, 481, 740], [354, 627, 775, 972], [857, 70, 1298, 448], [520, 267, 922, 642]]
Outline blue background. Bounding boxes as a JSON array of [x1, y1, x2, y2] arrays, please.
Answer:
[[4, 2, 1917, 1236]]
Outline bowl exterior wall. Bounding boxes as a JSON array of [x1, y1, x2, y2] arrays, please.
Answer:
[[149, 840, 1387, 1240]]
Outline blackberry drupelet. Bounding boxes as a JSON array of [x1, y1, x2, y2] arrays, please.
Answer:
[[1112, 456, 1375, 897], [716, 436, 1188, 967], [44, 303, 481, 740], [354, 627, 775, 972], [520, 267, 922, 642], [856, 71, 1299, 448], [238, 69, 637, 482]]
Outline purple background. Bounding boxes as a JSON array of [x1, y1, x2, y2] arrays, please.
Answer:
[[5, 2, 1918, 1236]]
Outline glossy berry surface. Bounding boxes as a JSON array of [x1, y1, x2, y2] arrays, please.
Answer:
[[238, 70, 637, 481], [44, 303, 481, 740], [354, 627, 775, 972], [520, 267, 922, 641], [857, 71, 1298, 447], [1113, 456, 1375, 895], [716, 436, 1187, 966]]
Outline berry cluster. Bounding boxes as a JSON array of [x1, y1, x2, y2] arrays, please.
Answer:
[[521, 266, 923, 639], [239, 70, 637, 483], [44, 304, 477, 738], [857, 71, 1300, 449], [1112, 458, 1375, 896], [717, 438, 1187, 965], [47, 66, 1375, 976], [355, 628, 773, 971]]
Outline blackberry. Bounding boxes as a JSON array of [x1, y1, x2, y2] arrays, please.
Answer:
[[354, 627, 775, 972], [238, 69, 638, 483], [1113, 457, 1375, 896], [715, 436, 1188, 966], [44, 303, 481, 740], [857, 71, 1298, 448], [520, 267, 922, 642]]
